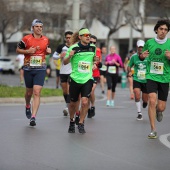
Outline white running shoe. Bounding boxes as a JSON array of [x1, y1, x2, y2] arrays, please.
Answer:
[[63, 108, 69, 116]]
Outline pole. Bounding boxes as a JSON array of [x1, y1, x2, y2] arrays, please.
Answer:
[[72, 0, 80, 32], [129, 24, 133, 51]]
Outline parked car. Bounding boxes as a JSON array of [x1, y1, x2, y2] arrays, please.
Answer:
[[0, 57, 15, 74]]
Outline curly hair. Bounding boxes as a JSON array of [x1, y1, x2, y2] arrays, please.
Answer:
[[70, 31, 80, 45], [154, 19, 170, 33]]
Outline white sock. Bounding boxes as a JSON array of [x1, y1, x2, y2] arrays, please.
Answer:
[[136, 101, 141, 113]]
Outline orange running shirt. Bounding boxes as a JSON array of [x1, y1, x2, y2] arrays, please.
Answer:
[[20, 34, 49, 66]]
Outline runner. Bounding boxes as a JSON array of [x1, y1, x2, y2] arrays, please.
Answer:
[[100, 46, 107, 94], [124, 49, 136, 99], [105, 46, 123, 107], [87, 35, 102, 118], [140, 19, 170, 139], [53, 31, 73, 116], [64, 28, 96, 134], [15, 54, 24, 86], [127, 40, 148, 120], [16, 19, 51, 126], [45, 54, 52, 83], [53, 58, 61, 88]]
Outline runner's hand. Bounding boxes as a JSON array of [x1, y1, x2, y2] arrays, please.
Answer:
[[141, 50, 149, 58], [165, 50, 170, 60], [60, 52, 66, 58], [46, 47, 51, 54], [69, 50, 75, 59], [28, 46, 37, 54]]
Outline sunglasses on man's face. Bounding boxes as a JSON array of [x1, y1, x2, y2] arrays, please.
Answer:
[[90, 41, 96, 44], [66, 37, 71, 39], [81, 34, 91, 37]]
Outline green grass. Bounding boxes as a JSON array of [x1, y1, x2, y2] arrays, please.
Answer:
[[0, 85, 62, 98]]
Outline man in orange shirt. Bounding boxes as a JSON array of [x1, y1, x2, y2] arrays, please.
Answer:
[[16, 19, 51, 126]]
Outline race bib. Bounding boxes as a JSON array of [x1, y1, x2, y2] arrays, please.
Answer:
[[150, 62, 164, 74], [100, 65, 107, 71], [78, 61, 91, 73], [108, 66, 116, 74], [137, 70, 146, 80], [30, 56, 42, 67]]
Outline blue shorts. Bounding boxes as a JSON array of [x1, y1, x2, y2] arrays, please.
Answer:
[[24, 69, 46, 88]]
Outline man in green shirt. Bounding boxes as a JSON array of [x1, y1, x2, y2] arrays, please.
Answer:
[[128, 40, 148, 121], [141, 19, 170, 139], [64, 28, 96, 134]]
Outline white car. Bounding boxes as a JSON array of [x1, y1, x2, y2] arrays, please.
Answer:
[[0, 57, 15, 74]]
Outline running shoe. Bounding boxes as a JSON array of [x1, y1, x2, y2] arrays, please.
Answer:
[[30, 117, 36, 126], [25, 105, 31, 119], [148, 131, 157, 139], [68, 121, 75, 133], [106, 100, 110, 106], [142, 102, 148, 108], [136, 113, 143, 120], [156, 108, 163, 122], [87, 108, 92, 118], [78, 123, 86, 134], [91, 106, 95, 117], [75, 115, 80, 125], [63, 107, 69, 116], [110, 100, 114, 107]]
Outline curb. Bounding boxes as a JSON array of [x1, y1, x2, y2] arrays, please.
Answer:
[[0, 96, 64, 104], [0, 95, 104, 104]]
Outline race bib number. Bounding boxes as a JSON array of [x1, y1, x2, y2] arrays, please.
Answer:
[[30, 56, 42, 66], [150, 62, 164, 74], [137, 70, 146, 80], [108, 66, 116, 74], [78, 61, 90, 73], [100, 65, 107, 71]]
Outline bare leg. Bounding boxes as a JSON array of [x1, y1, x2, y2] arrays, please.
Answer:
[[148, 93, 157, 131], [31, 85, 43, 117], [79, 97, 89, 124], [107, 89, 111, 100]]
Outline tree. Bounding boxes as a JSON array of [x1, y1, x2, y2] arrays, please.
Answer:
[[0, 0, 69, 56], [82, 0, 130, 46], [0, 0, 24, 56]]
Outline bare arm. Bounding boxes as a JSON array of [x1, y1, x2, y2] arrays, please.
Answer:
[[64, 50, 75, 65]]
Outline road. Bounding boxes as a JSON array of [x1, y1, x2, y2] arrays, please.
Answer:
[[0, 73, 170, 170]]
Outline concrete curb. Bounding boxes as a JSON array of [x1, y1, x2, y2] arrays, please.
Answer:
[[0, 96, 64, 104], [0, 95, 104, 104]]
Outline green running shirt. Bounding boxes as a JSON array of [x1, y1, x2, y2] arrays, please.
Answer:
[[128, 53, 148, 83], [143, 38, 170, 83], [65, 42, 96, 84]]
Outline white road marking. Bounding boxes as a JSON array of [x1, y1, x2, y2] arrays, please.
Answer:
[[159, 133, 170, 149]]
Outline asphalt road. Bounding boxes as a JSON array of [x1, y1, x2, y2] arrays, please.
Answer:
[[0, 72, 170, 170]]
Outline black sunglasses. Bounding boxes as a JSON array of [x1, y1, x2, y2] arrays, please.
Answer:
[[90, 41, 96, 44]]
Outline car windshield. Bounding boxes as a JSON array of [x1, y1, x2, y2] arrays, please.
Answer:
[[0, 59, 11, 61]]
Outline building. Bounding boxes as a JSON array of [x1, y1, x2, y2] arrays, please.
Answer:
[[1, 0, 170, 61]]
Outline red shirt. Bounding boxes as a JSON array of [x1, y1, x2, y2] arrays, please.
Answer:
[[93, 47, 101, 77], [21, 34, 49, 66]]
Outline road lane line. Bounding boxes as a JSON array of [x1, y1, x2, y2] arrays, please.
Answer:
[[159, 133, 170, 149]]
